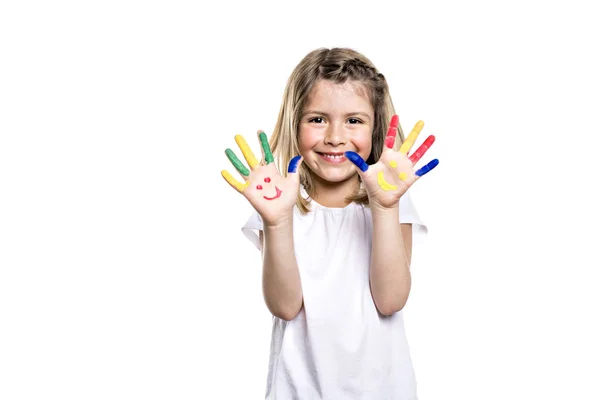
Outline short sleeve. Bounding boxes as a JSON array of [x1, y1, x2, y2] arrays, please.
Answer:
[[399, 192, 428, 244], [241, 211, 264, 250]]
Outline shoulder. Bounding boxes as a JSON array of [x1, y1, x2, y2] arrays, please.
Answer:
[[241, 211, 263, 250], [240, 206, 309, 250], [399, 191, 428, 239]]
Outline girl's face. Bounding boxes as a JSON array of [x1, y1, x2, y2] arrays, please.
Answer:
[[298, 80, 375, 189]]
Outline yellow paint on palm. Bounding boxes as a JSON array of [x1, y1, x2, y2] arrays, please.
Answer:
[[377, 171, 397, 191], [235, 135, 259, 169], [221, 170, 250, 192], [389, 160, 407, 181], [399, 120, 424, 155]]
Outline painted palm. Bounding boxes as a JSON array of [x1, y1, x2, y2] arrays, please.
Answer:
[[345, 115, 439, 209], [221, 131, 302, 225]]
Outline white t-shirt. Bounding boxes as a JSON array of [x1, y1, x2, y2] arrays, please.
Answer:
[[242, 187, 427, 399]]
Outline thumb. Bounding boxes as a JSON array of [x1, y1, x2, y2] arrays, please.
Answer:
[[344, 151, 369, 172], [286, 155, 303, 189], [287, 155, 303, 174]]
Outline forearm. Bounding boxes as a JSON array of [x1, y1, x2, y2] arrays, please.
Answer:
[[261, 216, 303, 321], [370, 205, 411, 315]]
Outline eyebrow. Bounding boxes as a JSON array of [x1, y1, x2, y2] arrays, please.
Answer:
[[303, 110, 372, 119]]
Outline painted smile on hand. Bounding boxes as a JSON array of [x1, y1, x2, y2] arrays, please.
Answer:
[[256, 177, 282, 200], [345, 116, 439, 193], [262, 186, 282, 200], [222, 132, 301, 199], [377, 160, 409, 191], [377, 171, 397, 191]]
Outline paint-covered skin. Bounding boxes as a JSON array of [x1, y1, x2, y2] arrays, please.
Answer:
[[345, 116, 439, 209], [263, 186, 283, 200], [385, 114, 400, 149], [377, 171, 397, 191], [409, 135, 435, 164], [399, 120, 425, 155], [255, 176, 283, 200], [221, 131, 303, 225]]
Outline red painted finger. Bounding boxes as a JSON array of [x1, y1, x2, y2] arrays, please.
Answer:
[[409, 135, 435, 164], [385, 114, 399, 149]]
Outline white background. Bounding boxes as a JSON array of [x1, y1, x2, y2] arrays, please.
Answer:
[[1, 1, 599, 399]]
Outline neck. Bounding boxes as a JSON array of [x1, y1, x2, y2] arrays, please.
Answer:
[[309, 173, 360, 208]]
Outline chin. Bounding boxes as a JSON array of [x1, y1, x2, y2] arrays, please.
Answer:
[[311, 168, 357, 185], [303, 154, 361, 185]]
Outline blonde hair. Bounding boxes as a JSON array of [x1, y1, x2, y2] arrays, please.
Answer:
[[270, 47, 405, 213]]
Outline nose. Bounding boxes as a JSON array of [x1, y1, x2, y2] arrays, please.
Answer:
[[324, 122, 347, 146]]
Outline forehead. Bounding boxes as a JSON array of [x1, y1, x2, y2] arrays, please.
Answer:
[[305, 80, 373, 114]]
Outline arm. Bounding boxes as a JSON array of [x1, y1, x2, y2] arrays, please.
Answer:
[[369, 205, 413, 316], [221, 132, 304, 321], [345, 116, 437, 316], [259, 216, 303, 321]]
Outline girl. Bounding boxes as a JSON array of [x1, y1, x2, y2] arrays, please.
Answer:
[[221, 47, 438, 399]]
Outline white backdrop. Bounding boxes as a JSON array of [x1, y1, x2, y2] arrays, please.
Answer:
[[1, 1, 599, 399]]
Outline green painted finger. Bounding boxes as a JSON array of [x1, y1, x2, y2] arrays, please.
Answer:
[[259, 131, 274, 164], [225, 148, 250, 176]]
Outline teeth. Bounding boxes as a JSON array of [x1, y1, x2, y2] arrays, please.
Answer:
[[323, 154, 343, 159]]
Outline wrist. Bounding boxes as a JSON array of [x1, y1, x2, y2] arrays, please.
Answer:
[[369, 202, 400, 215], [263, 213, 294, 230]]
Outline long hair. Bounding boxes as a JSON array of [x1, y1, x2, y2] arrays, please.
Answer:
[[270, 47, 405, 213]]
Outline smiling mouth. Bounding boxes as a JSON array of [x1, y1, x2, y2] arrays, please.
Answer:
[[263, 186, 282, 200], [317, 152, 347, 163]]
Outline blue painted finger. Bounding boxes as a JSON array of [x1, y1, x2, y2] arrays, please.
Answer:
[[288, 155, 302, 173], [415, 159, 439, 177], [344, 151, 369, 172]]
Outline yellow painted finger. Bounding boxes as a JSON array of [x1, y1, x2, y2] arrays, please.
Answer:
[[399, 120, 424, 155], [221, 170, 250, 192], [234, 135, 259, 169], [377, 171, 397, 191], [398, 172, 407, 181]]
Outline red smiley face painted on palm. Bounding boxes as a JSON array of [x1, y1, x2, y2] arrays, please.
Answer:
[[222, 132, 302, 208], [255, 177, 282, 200]]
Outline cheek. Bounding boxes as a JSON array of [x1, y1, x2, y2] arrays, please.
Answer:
[[298, 126, 320, 154], [354, 128, 373, 156]]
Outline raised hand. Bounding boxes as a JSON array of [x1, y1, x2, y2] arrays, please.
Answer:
[[221, 131, 302, 226], [345, 115, 439, 210]]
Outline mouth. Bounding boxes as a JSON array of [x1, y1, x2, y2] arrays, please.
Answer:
[[263, 186, 283, 200], [316, 152, 347, 164]]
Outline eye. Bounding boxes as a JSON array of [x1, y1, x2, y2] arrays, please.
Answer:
[[308, 117, 325, 124], [256, 185, 263, 190], [348, 118, 363, 124], [264, 177, 271, 183]]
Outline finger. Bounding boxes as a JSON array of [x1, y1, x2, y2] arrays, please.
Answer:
[[385, 114, 400, 149], [259, 131, 275, 164], [408, 135, 436, 164], [221, 170, 250, 192], [415, 159, 439, 177], [344, 151, 369, 172], [225, 148, 250, 177], [399, 120, 424, 155], [288, 155, 302, 173], [235, 135, 259, 169]]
